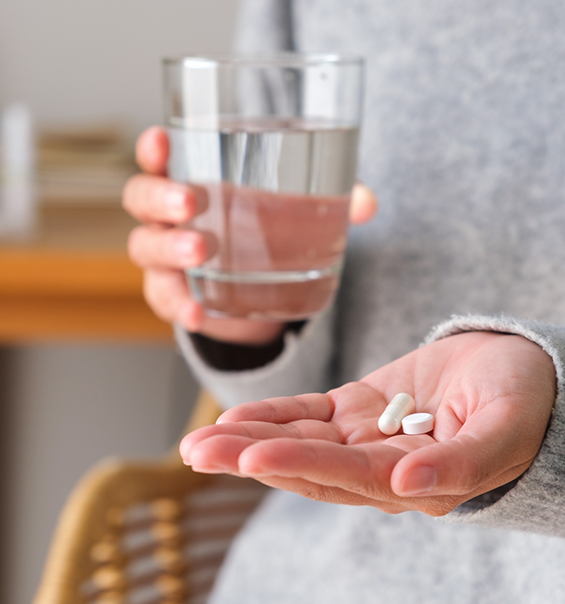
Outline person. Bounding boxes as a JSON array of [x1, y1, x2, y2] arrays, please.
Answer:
[[123, 0, 565, 601]]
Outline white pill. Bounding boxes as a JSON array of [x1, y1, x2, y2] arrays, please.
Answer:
[[378, 393, 416, 435], [401, 412, 434, 435]]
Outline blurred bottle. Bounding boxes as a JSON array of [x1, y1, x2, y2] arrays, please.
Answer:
[[0, 103, 37, 238]]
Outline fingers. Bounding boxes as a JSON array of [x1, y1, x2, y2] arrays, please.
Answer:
[[128, 225, 207, 270], [349, 183, 379, 225], [135, 126, 169, 175], [185, 429, 334, 473], [126, 128, 209, 224], [184, 432, 383, 507], [182, 428, 411, 507], [181, 418, 343, 467], [129, 224, 207, 331], [180, 426, 259, 468], [141, 267, 287, 340], [237, 439, 405, 497], [187, 434, 253, 474], [234, 434, 494, 515], [123, 174, 196, 224], [181, 425, 464, 513], [142, 268, 203, 331], [217, 393, 335, 425]]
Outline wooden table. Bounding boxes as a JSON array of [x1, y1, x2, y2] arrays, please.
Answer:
[[0, 205, 172, 343]]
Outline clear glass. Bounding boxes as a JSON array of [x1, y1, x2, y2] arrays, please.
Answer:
[[163, 53, 364, 321]]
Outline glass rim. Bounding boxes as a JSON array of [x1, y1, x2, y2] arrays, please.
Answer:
[[162, 52, 364, 68]]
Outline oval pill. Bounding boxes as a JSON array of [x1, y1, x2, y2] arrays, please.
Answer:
[[378, 393, 416, 435], [401, 412, 434, 435]]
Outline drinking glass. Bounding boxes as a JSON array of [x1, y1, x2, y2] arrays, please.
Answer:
[[163, 53, 364, 321]]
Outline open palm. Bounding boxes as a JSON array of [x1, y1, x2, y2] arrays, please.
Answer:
[[180, 331, 555, 516]]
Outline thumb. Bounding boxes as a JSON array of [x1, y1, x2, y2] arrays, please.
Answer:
[[135, 126, 169, 176], [390, 428, 532, 498]]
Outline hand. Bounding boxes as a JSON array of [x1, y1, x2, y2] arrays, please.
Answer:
[[180, 332, 556, 516], [123, 126, 378, 345]]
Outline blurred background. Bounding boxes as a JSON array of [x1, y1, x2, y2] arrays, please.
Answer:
[[0, 1, 240, 602]]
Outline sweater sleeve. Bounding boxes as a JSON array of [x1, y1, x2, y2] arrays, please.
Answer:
[[174, 307, 335, 410], [424, 314, 565, 537]]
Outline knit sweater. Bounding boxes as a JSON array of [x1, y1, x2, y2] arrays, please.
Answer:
[[176, 1, 565, 601]]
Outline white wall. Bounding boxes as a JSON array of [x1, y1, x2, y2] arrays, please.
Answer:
[[0, 1, 240, 603]]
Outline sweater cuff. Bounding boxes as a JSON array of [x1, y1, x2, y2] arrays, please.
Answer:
[[424, 314, 565, 537], [175, 307, 335, 411], [189, 322, 305, 372]]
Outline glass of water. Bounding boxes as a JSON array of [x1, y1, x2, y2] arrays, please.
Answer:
[[163, 53, 364, 321]]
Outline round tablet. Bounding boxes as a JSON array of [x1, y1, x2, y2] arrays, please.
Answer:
[[401, 412, 434, 435]]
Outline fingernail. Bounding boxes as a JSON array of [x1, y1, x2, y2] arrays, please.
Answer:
[[399, 466, 437, 496]]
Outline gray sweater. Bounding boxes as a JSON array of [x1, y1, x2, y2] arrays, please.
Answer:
[[176, 1, 565, 601]]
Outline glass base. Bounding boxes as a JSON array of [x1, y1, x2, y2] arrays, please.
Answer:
[[186, 264, 342, 321]]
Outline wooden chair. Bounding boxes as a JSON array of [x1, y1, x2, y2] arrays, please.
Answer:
[[33, 391, 269, 604]]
